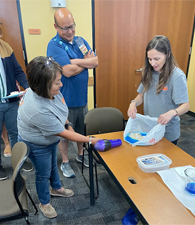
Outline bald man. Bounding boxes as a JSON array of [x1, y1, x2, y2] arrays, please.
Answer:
[[47, 8, 98, 178]]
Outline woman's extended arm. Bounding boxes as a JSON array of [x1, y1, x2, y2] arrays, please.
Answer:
[[56, 129, 101, 145]]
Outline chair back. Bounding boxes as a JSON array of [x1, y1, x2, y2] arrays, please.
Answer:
[[84, 107, 125, 135], [0, 142, 37, 224], [11, 142, 29, 171], [11, 142, 30, 214]]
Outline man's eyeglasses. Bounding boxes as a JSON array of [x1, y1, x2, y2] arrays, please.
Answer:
[[55, 22, 76, 32], [44, 56, 54, 69]]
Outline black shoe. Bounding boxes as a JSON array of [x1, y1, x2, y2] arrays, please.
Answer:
[[22, 159, 33, 172], [0, 165, 7, 180]]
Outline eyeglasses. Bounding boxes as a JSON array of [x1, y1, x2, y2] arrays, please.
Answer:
[[55, 22, 76, 32], [44, 56, 54, 69]]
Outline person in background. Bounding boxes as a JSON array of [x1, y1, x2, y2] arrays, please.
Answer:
[[127, 35, 189, 145], [2, 123, 11, 157], [17, 56, 100, 219], [0, 22, 29, 180], [2, 81, 21, 157], [47, 8, 98, 178]]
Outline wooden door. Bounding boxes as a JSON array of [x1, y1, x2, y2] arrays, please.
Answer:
[[95, 0, 150, 119], [95, 0, 195, 120], [147, 0, 195, 73], [0, 0, 26, 72]]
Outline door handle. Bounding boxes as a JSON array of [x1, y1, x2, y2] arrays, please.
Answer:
[[135, 68, 142, 72]]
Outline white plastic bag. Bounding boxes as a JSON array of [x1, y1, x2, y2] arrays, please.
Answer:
[[124, 113, 165, 146]]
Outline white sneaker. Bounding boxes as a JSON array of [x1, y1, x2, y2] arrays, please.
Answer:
[[60, 162, 75, 178]]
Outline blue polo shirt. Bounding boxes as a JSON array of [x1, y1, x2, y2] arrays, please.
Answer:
[[47, 33, 92, 107]]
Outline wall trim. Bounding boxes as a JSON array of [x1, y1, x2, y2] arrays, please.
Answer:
[[186, 16, 195, 78], [16, 0, 28, 66], [92, 0, 96, 108]]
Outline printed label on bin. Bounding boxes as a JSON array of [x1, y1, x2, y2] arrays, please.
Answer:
[[136, 153, 172, 173], [140, 155, 168, 166]]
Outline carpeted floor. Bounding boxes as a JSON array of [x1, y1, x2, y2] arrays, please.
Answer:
[[1, 113, 195, 225]]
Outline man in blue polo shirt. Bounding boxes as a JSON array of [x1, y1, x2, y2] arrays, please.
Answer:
[[47, 8, 98, 178]]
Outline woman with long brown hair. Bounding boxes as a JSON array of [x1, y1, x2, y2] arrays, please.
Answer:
[[127, 35, 189, 145]]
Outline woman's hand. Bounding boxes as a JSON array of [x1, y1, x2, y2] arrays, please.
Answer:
[[127, 94, 143, 119], [127, 102, 137, 119], [19, 88, 28, 97], [91, 137, 101, 145], [158, 110, 176, 125]]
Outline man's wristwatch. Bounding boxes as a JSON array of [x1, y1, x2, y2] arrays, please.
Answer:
[[65, 122, 73, 129]]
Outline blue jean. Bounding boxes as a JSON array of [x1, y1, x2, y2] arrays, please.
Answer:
[[18, 135, 62, 205], [0, 101, 19, 165]]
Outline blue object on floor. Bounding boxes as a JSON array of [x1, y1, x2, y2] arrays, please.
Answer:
[[122, 208, 139, 225]]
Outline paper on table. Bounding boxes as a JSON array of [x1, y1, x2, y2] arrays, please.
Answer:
[[157, 165, 195, 216]]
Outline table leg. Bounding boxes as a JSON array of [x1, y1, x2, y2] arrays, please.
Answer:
[[88, 144, 95, 206]]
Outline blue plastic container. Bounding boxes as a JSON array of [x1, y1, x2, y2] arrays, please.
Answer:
[[125, 132, 147, 144]]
